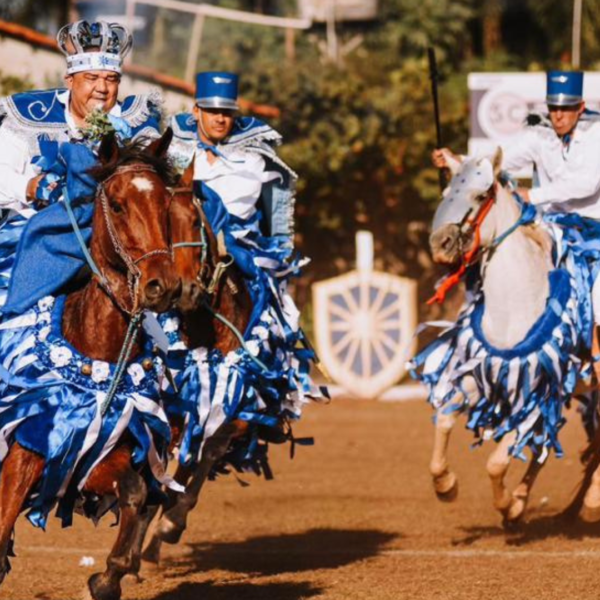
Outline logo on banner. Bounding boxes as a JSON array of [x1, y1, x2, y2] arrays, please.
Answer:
[[478, 89, 529, 139]]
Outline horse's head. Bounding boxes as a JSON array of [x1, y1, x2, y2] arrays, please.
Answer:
[[89, 130, 181, 313], [168, 163, 211, 313], [430, 148, 502, 266]]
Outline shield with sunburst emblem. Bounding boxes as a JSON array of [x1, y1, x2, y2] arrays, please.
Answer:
[[312, 271, 417, 399]]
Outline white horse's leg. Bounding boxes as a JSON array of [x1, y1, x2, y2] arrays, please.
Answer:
[[430, 407, 459, 500], [581, 462, 600, 522], [503, 452, 545, 523], [486, 431, 517, 514]]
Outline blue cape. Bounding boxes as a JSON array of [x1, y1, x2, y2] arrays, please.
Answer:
[[3, 143, 98, 315]]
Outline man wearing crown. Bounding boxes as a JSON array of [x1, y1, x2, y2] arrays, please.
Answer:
[[0, 20, 162, 308], [164, 71, 323, 471]]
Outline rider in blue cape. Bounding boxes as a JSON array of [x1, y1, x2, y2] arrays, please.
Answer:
[[166, 71, 324, 469], [0, 19, 162, 312], [0, 21, 176, 530]]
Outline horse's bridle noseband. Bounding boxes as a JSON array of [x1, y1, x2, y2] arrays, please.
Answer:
[[428, 183, 497, 305], [169, 187, 236, 300], [97, 163, 173, 315]]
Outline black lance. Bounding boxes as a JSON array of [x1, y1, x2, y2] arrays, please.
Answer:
[[428, 46, 446, 190]]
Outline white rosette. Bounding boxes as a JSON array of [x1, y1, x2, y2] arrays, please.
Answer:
[[162, 317, 180, 334], [127, 363, 145, 387], [91, 360, 110, 384], [49, 345, 73, 367], [37, 296, 55, 312]]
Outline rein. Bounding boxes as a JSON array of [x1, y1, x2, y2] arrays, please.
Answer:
[[427, 184, 496, 305], [99, 164, 172, 316], [171, 189, 269, 372], [65, 163, 173, 414]]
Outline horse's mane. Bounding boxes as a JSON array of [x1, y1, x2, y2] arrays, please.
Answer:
[[498, 179, 553, 256], [88, 137, 177, 186]]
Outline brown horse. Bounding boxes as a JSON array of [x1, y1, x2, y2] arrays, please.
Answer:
[[0, 130, 181, 600], [119, 164, 254, 569]]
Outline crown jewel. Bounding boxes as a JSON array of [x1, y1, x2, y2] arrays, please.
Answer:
[[57, 20, 132, 75]]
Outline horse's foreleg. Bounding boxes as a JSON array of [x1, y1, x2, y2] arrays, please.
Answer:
[[580, 461, 600, 522], [430, 408, 459, 501], [0, 443, 44, 585], [154, 419, 248, 546], [123, 502, 161, 580], [486, 431, 517, 518], [140, 463, 191, 567], [503, 452, 545, 524], [86, 468, 147, 600]]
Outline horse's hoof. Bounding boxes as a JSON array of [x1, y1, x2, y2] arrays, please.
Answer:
[[580, 504, 600, 523], [505, 496, 527, 523], [501, 516, 524, 532], [121, 573, 142, 588], [156, 517, 185, 545], [86, 573, 121, 600], [141, 537, 162, 566], [433, 471, 458, 502]]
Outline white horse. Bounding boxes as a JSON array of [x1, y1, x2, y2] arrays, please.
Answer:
[[413, 148, 600, 525]]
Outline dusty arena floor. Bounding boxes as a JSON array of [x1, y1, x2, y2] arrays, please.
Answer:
[[5, 397, 600, 600]]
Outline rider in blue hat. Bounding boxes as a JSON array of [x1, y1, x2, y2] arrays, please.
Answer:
[[434, 70, 600, 212], [433, 69, 600, 379], [166, 70, 322, 465]]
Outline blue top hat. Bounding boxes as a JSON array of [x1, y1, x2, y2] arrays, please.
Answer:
[[546, 70, 584, 106], [195, 71, 239, 111]]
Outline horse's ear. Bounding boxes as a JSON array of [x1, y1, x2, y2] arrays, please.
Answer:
[[147, 128, 173, 159], [98, 132, 119, 165], [492, 146, 503, 178], [179, 160, 194, 189], [442, 149, 461, 176]]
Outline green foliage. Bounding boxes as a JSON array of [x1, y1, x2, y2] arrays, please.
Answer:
[[0, 71, 32, 96]]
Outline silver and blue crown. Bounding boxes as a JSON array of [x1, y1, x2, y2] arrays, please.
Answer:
[[57, 20, 132, 75], [546, 70, 584, 106], [195, 71, 239, 111]]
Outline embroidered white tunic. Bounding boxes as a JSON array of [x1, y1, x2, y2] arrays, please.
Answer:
[[0, 91, 132, 217], [193, 147, 280, 225], [502, 119, 600, 219]]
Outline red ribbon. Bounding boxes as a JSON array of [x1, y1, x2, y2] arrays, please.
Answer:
[[427, 191, 495, 305]]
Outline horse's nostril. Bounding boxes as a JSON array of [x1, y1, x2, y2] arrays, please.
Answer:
[[145, 279, 165, 299]]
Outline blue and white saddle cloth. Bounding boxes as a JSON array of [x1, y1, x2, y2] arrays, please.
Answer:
[[0, 295, 179, 529], [410, 215, 596, 461]]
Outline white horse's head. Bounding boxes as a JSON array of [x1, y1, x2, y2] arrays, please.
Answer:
[[430, 148, 503, 265]]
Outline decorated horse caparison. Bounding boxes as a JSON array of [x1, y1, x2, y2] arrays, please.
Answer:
[[0, 130, 182, 600], [132, 163, 312, 570], [410, 148, 600, 525], [108, 163, 256, 571]]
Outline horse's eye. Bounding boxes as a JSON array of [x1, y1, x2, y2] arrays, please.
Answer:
[[109, 199, 124, 215]]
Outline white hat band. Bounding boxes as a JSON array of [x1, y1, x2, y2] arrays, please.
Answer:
[[66, 52, 122, 75]]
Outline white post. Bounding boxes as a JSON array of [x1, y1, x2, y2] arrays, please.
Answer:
[[185, 13, 206, 84], [326, 0, 338, 62], [572, 0, 583, 69], [356, 231, 373, 274], [125, 0, 136, 64]]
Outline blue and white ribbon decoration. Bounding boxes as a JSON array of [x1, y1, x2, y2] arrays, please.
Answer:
[[0, 295, 182, 529], [409, 218, 592, 461]]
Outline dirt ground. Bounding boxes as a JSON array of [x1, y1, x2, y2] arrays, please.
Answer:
[[4, 397, 600, 600]]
